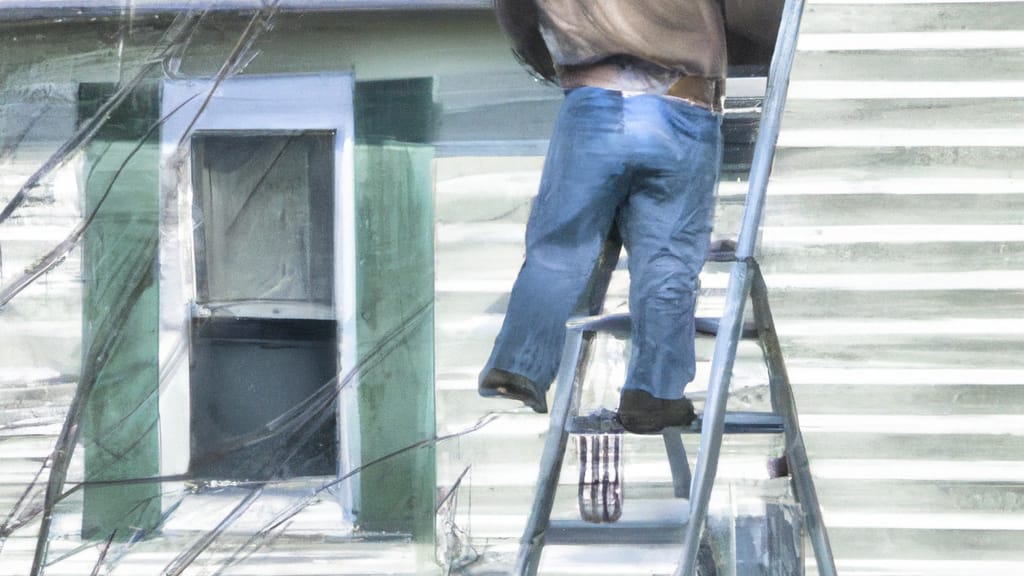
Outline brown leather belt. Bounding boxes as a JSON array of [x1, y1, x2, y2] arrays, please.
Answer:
[[560, 64, 724, 113], [666, 76, 724, 113]]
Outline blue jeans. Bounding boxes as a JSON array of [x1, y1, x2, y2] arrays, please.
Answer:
[[481, 86, 723, 400]]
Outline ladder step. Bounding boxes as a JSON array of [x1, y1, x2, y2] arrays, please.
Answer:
[[545, 499, 691, 546], [567, 313, 758, 339], [696, 316, 759, 340], [546, 520, 687, 545], [713, 411, 786, 434], [568, 410, 784, 435]]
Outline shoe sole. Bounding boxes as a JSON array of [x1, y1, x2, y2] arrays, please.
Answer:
[[479, 381, 548, 414]]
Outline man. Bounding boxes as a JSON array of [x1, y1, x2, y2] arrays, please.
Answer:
[[478, 0, 729, 434]]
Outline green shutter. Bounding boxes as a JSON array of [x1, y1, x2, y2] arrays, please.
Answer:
[[79, 82, 162, 540]]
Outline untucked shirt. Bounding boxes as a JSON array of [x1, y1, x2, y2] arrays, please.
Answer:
[[535, 0, 727, 82]]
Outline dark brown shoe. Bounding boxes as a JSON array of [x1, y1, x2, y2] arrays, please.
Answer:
[[617, 389, 695, 434], [479, 369, 548, 414]]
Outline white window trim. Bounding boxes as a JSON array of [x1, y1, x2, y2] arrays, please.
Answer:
[[158, 73, 359, 519]]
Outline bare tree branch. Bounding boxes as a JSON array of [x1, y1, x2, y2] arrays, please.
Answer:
[[0, 11, 205, 227]]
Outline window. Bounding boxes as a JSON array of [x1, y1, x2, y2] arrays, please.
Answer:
[[158, 74, 357, 486], [188, 131, 338, 479]]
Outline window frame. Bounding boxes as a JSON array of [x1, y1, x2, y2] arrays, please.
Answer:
[[158, 73, 359, 513]]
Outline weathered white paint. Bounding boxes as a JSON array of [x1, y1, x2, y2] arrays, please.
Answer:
[[789, 80, 1024, 99], [799, 30, 1024, 51]]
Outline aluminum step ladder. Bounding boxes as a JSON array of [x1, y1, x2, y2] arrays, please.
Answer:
[[514, 0, 837, 574]]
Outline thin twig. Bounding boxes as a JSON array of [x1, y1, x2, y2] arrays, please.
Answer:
[[160, 486, 266, 576], [20, 7, 277, 575], [0, 455, 49, 537], [0, 11, 203, 227], [175, 0, 282, 148], [87, 530, 117, 576], [0, 93, 198, 309], [223, 135, 297, 236], [0, 100, 56, 164], [29, 246, 157, 576], [28, 87, 202, 576], [208, 416, 499, 576]]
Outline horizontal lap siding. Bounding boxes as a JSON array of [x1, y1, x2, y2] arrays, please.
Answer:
[[767, 1, 1024, 573]]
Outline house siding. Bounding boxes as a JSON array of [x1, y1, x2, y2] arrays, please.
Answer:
[[3, 2, 1024, 575]]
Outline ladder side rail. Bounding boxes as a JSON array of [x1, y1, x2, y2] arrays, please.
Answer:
[[515, 327, 591, 576], [750, 264, 837, 576], [662, 431, 693, 498], [677, 0, 807, 573], [735, 0, 806, 261], [675, 259, 754, 576], [517, 218, 623, 574]]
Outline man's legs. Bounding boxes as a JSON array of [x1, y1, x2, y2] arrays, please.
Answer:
[[616, 95, 722, 430], [479, 87, 630, 409]]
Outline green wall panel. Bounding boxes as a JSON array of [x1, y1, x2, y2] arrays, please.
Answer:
[[80, 141, 161, 539], [80, 84, 161, 540], [354, 143, 436, 546], [355, 77, 436, 144]]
